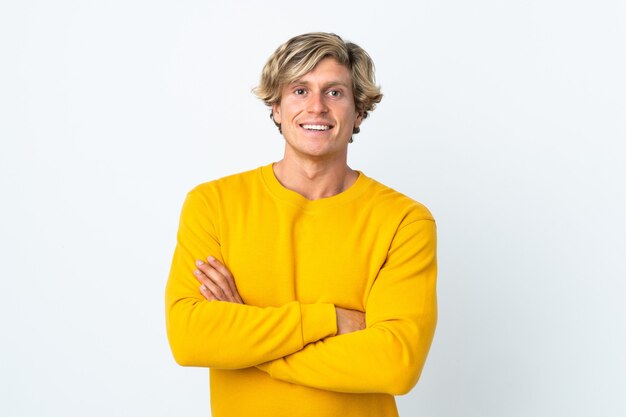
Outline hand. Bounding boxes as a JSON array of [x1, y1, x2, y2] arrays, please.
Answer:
[[335, 307, 366, 335], [193, 256, 243, 304]]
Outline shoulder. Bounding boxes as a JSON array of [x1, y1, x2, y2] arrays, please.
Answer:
[[360, 174, 435, 226], [188, 166, 263, 200]]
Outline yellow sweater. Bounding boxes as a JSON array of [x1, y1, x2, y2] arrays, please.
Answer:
[[165, 164, 437, 417]]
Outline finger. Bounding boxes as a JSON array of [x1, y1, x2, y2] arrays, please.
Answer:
[[202, 259, 239, 303], [193, 268, 227, 301], [203, 265, 237, 302], [195, 260, 234, 301], [207, 256, 243, 303], [199, 284, 217, 301]]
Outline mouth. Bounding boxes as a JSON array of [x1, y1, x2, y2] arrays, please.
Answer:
[[300, 124, 333, 131]]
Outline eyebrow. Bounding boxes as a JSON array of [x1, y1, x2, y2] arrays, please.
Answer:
[[289, 80, 351, 88]]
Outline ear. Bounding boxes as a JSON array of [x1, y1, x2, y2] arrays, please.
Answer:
[[354, 111, 363, 129], [272, 103, 282, 124]]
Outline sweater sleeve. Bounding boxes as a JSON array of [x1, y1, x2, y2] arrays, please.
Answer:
[[256, 219, 437, 395], [165, 189, 337, 369]]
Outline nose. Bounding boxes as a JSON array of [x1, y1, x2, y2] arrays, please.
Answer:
[[306, 92, 328, 114]]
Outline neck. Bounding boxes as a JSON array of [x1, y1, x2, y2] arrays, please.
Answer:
[[273, 153, 358, 200]]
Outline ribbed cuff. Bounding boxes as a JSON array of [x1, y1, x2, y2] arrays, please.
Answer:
[[300, 303, 337, 346]]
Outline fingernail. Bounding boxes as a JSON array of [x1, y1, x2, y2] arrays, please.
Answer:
[[195, 260, 203, 266], [200, 284, 207, 291], [193, 269, 200, 275], [207, 256, 215, 262]]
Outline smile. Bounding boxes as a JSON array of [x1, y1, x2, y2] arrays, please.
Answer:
[[301, 124, 332, 131]]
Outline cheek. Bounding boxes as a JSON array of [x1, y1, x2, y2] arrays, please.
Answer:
[[345, 108, 361, 126]]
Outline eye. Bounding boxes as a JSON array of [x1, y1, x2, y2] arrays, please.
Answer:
[[294, 88, 306, 95], [328, 90, 342, 97]]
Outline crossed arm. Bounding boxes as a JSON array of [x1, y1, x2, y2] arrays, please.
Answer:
[[185, 220, 437, 394]]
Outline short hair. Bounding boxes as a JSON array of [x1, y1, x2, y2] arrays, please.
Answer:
[[254, 32, 383, 134]]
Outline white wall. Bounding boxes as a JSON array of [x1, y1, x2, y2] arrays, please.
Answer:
[[1, 1, 625, 416]]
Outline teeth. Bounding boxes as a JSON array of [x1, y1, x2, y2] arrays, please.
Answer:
[[302, 124, 330, 131]]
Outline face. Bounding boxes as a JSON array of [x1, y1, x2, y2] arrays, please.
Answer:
[[272, 58, 363, 160]]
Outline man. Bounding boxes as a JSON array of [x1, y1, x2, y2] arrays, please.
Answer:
[[165, 32, 437, 417]]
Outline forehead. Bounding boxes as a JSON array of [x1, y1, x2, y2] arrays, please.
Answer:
[[288, 57, 353, 86]]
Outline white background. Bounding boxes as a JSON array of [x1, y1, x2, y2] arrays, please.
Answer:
[[1, 1, 625, 416]]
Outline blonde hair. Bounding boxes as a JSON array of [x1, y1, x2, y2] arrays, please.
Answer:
[[254, 32, 383, 134]]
